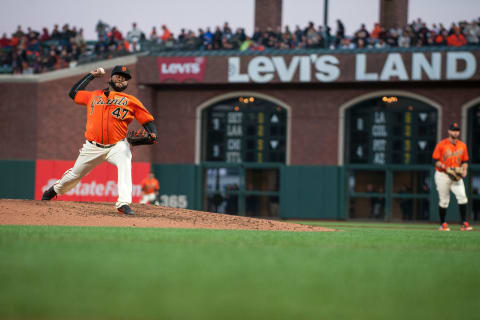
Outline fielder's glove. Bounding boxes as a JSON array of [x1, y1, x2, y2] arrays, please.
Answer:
[[445, 167, 463, 181], [127, 129, 157, 146]]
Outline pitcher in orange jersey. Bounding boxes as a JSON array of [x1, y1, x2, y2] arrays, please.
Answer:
[[140, 171, 160, 205], [41, 65, 158, 215], [432, 122, 472, 231]]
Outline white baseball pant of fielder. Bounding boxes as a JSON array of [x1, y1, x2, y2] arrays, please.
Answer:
[[434, 171, 468, 208]]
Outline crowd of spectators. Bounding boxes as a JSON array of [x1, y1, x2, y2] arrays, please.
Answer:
[[0, 21, 134, 75], [0, 24, 87, 74], [148, 17, 480, 51], [1, 17, 479, 75]]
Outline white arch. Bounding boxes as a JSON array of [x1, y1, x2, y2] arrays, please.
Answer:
[[460, 96, 480, 141], [337, 90, 443, 165], [195, 91, 292, 164]]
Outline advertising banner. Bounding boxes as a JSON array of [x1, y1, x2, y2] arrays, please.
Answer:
[[35, 160, 150, 202], [157, 57, 207, 82]]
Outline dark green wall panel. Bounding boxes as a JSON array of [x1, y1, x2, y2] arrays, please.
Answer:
[[280, 166, 342, 219], [152, 164, 199, 210], [0, 160, 35, 199]]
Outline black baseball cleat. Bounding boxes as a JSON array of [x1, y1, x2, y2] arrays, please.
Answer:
[[117, 205, 135, 215], [41, 186, 57, 200]]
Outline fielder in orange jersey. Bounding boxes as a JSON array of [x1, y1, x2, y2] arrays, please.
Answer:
[[42, 65, 158, 215], [140, 171, 160, 205], [432, 122, 472, 231]]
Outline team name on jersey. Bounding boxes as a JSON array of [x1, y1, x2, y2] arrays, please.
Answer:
[[442, 148, 464, 161], [94, 96, 129, 106]]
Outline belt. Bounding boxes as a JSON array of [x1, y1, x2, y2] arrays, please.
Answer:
[[88, 140, 116, 148]]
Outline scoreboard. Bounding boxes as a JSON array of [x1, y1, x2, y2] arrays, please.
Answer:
[[468, 103, 480, 163], [346, 96, 437, 165], [203, 97, 287, 163]]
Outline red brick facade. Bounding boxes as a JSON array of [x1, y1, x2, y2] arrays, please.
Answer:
[[380, 0, 409, 29], [1, 53, 479, 166], [254, 0, 283, 32]]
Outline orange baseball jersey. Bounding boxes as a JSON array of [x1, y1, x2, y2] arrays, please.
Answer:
[[141, 177, 160, 194], [432, 138, 469, 170], [74, 90, 154, 145]]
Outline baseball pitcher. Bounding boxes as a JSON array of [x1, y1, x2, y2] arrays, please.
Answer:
[[432, 122, 473, 231], [42, 65, 158, 215]]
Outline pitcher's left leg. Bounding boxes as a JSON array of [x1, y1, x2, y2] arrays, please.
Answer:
[[107, 140, 133, 208]]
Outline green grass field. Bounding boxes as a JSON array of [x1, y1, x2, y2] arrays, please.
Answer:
[[1, 222, 479, 320]]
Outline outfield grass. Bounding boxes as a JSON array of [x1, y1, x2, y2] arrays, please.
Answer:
[[0, 223, 479, 320]]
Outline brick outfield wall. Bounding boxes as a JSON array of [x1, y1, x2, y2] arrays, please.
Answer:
[[0, 66, 479, 165], [0, 64, 151, 163]]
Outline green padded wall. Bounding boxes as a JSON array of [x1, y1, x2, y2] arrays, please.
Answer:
[[152, 164, 199, 210], [280, 166, 342, 219], [0, 160, 35, 199]]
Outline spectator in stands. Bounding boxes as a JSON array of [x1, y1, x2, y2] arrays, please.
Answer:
[[223, 22, 233, 40], [27, 27, 40, 41], [447, 26, 467, 46], [375, 38, 387, 48], [398, 28, 412, 47], [339, 37, 355, 49], [371, 23, 381, 39], [45, 49, 57, 70], [72, 28, 86, 49], [434, 29, 448, 46], [464, 20, 480, 45], [357, 38, 366, 49], [149, 27, 158, 42], [252, 27, 262, 42], [96, 20, 110, 40], [203, 27, 214, 49], [160, 25, 172, 43], [0, 33, 9, 48], [127, 22, 143, 52], [50, 24, 61, 41], [60, 24, 73, 49], [178, 28, 187, 43], [13, 26, 24, 39], [40, 28, 50, 41], [353, 23, 370, 47], [385, 30, 399, 47], [240, 36, 254, 51]]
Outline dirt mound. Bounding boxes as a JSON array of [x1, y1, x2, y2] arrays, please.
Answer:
[[0, 199, 335, 232]]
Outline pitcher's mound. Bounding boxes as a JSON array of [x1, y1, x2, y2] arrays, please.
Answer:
[[0, 199, 335, 232]]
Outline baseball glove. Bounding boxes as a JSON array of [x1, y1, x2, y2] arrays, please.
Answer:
[[127, 129, 156, 146], [445, 167, 463, 181]]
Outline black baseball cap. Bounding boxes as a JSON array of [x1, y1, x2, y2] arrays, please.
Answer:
[[111, 65, 131, 80], [449, 122, 460, 131]]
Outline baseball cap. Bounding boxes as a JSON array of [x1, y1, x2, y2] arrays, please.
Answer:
[[111, 65, 131, 80], [449, 122, 460, 131]]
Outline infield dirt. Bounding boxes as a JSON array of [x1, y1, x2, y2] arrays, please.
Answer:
[[0, 199, 335, 232]]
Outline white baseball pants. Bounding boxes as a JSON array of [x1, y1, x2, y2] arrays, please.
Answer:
[[434, 171, 468, 208], [53, 140, 132, 208], [140, 193, 158, 205]]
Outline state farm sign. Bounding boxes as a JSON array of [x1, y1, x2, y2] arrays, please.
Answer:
[[228, 51, 479, 83], [157, 57, 206, 82], [35, 160, 150, 202]]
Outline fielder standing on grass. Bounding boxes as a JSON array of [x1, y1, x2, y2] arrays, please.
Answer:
[[140, 171, 160, 205], [432, 122, 473, 231], [42, 65, 158, 215]]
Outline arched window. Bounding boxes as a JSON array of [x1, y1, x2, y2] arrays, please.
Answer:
[[199, 95, 288, 217], [345, 96, 438, 165], [467, 102, 480, 163], [201, 96, 287, 163]]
